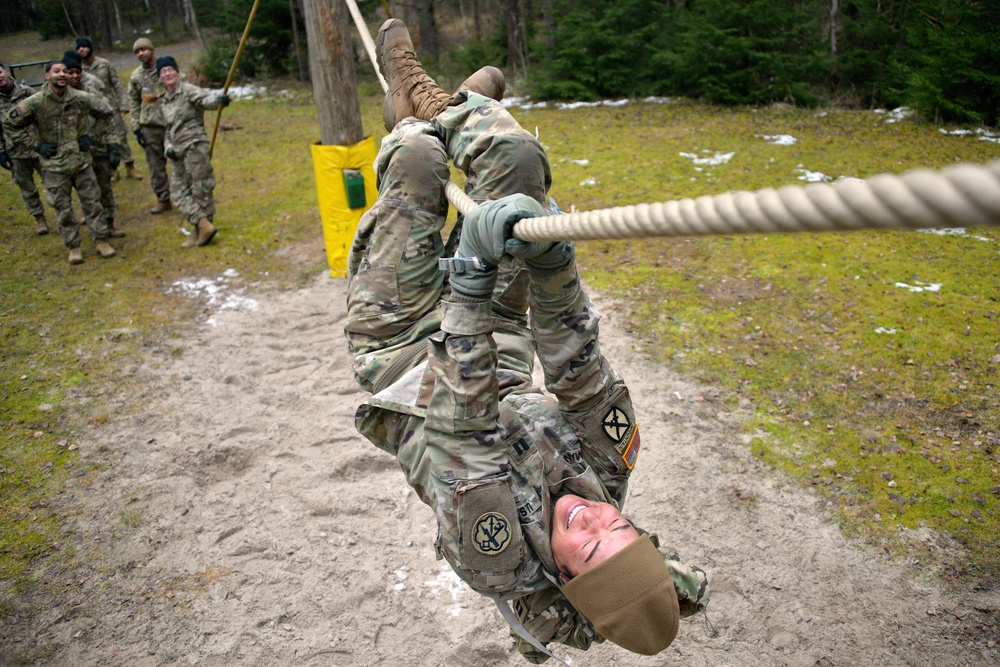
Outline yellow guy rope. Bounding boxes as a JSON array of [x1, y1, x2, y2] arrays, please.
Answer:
[[209, 0, 262, 158], [346, 1, 1000, 241]]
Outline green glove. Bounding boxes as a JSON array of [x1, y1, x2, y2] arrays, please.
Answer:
[[134, 130, 146, 148], [77, 135, 92, 152], [108, 144, 121, 169], [460, 194, 549, 266], [0, 152, 11, 171]]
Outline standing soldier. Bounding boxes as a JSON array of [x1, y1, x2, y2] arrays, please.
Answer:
[[76, 36, 142, 181], [2, 58, 118, 264], [0, 62, 49, 235], [64, 51, 125, 238], [128, 38, 171, 214], [157, 56, 229, 247]]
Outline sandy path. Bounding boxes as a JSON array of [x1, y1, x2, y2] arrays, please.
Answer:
[[2, 271, 996, 666]]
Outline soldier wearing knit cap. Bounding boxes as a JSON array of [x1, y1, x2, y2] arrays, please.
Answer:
[[75, 37, 141, 180], [0, 61, 49, 235], [346, 18, 710, 664], [128, 37, 172, 213], [156, 56, 229, 247]]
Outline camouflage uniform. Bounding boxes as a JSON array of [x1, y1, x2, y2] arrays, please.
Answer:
[[79, 72, 123, 226], [82, 55, 133, 165], [0, 78, 45, 220], [128, 62, 170, 204], [348, 94, 707, 662], [3, 85, 114, 247], [160, 81, 227, 226]]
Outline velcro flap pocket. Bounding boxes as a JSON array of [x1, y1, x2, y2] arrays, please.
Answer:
[[456, 477, 523, 583]]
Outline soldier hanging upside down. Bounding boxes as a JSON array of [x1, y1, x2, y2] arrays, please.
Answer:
[[345, 19, 709, 663]]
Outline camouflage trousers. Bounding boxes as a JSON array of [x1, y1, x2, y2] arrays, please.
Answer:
[[346, 93, 551, 394], [138, 124, 170, 203], [91, 155, 116, 223], [169, 141, 215, 225], [111, 111, 134, 164], [10, 156, 44, 219], [43, 166, 107, 248]]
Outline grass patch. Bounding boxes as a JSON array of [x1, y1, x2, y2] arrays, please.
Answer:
[[519, 99, 1000, 573], [2, 28, 998, 586]]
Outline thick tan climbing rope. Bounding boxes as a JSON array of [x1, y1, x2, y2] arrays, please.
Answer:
[[347, 1, 1000, 242]]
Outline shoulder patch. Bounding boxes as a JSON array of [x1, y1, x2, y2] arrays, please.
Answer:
[[620, 425, 641, 470], [472, 512, 512, 555], [602, 406, 631, 442]]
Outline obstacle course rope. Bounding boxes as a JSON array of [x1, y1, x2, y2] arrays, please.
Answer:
[[347, 1, 1000, 242]]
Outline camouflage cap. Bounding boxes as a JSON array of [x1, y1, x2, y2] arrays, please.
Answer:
[[133, 37, 154, 52], [561, 535, 679, 655]]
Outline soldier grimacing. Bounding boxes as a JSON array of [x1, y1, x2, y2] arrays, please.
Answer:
[[345, 19, 709, 663]]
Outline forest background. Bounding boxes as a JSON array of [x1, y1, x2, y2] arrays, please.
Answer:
[[2, 0, 999, 126]]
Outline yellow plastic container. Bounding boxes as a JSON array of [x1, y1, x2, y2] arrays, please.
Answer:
[[310, 136, 379, 277]]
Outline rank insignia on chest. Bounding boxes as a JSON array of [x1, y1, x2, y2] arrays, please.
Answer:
[[472, 512, 512, 555]]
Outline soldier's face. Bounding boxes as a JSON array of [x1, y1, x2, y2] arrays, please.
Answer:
[[158, 66, 179, 90], [136, 48, 154, 66], [66, 67, 83, 89], [46, 63, 68, 90], [0, 68, 10, 87], [550, 495, 640, 580], [76, 46, 92, 59]]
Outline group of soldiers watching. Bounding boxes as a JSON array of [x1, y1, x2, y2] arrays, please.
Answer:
[[1, 36, 229, 263]]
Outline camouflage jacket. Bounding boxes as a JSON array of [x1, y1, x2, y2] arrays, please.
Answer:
[[82, 55, 127, 110], [128, 63, 165, 130], [2, 84, 113, 173], [358, 258, 651, 655], [77, 75, 123, 157], [161, 81, 226, 158], [0, 80, 39, 158]]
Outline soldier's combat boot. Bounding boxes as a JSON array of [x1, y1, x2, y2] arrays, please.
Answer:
[[150, 200, 172, 214], [456, 66, 506, 102], [95, 240, 117, 258], [111, 168, 121, 182], [181, 226, 198, 248], [376, 18, 451, 131], [34, 215, 50, 236], [126, 162, 143, 180], [194, 218, 217, 247], [107, 220, 126, 238], [68, 247, 83, 264]]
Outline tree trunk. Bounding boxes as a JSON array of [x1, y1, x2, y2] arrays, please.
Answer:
[[828, 0, 839, 86], [301, 0, 364, 146], [289, 0, 308, 82], [101, 0, 114, 47], [413, 0, 439, 62], [181, 0, 209, 53]]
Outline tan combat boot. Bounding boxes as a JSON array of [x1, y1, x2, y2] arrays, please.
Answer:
[[195, 218, 217, 247], [376, 19, 452, 131], [126, 162, 143, 180], [34, 215, 50, 236], [95, 240, 117, 258], [456, 66, 506, 102], [68, 247, 83, 264], [150, 200, 172, 214], [111, 168, 121, 182], [107, 220, 126, 238]]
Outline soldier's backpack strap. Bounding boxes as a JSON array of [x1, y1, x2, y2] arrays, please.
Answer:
[[494, 600, 570, 667]]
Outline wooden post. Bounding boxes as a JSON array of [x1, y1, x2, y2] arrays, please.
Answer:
[[300, 0, 365, 146]]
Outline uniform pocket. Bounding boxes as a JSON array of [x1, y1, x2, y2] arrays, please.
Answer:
[[453, 476, 523, 592]]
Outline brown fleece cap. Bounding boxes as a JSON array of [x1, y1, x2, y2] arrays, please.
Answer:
[[562, 535, 679, 655], [133, 37, 154, 52]]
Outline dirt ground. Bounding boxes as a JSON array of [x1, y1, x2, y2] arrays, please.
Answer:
[[1, 266, 998, 666]]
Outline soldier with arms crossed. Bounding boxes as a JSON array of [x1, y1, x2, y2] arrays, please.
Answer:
[[346, 19, 709, 663], [75, 36, 142, 181], [128, 38, 172, 214]]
